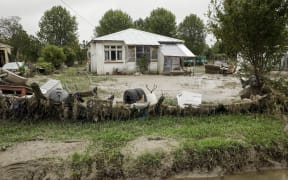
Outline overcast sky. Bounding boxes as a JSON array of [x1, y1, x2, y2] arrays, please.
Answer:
[[0, 0, 213, 44]]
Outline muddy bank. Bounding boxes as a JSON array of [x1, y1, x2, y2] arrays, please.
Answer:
[[1, 137, 288, 179]]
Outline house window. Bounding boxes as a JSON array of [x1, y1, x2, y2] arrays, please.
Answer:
[[128, 46, 136, 62], [136, 46, 144, 59], [150, 47, 158, 61], [104, 45, 123, 61]]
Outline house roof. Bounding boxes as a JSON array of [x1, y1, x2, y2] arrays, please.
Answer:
[[160, 44, 195, 57], [0, 43, 12, 49], [93, 28, 184, 45]]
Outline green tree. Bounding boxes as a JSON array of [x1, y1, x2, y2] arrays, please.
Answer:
[[134, 18, 146, 30], [39, 45, 66, 68], [0, 16, 41, 61], [95, 9, 133, 37], [38, 6, 78, 46], [24, 35, 42, 62], [144, 8, 177, 37], [78, 40, 88, 65], [209, 0, 288, 91], [178, 14, 206, 55], [63, 46, 76, 66]]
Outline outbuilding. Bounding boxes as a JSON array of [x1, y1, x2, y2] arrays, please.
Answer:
[[87, 28, 195, 75], [0, 43, 12, 67]]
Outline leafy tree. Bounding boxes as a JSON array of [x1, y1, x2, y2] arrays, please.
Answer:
[[63, 47, 76, 66], [0, 16, 41, 61], [134, 18, 146, 30], [144, 8, 177, 37], [95, 9, 133, 37], [39, 45, 66, 68], [38, 6, 78, 46], [178, 14, 206, 55], [209, 0, 288, 91], [78, 40, 88, 64], [0, 16, 23, 41], [24, 35, 42, 62]]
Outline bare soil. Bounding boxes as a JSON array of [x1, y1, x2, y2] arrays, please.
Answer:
[[0, 140, 88, 167], [96, 74, 242, 104], [122, 136, 179, 158]]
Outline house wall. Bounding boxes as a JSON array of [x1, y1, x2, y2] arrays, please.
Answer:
[[89, 42, 165, 75], [158, 51, 165, 74], [88, 42, 97, 72], [148, 62, 158, 73], [90, 41, 130, 74]]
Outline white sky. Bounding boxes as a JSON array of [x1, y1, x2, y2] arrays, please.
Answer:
[[0, 0, 214, 44]]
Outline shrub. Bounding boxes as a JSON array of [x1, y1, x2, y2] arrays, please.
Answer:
[[39, 45, 66, 68], [136, 55, 148, 73], [63, 47, 77, 67], [37, 57, 54, 74]]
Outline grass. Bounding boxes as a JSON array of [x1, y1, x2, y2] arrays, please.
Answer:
[[1, 114, 288, 178], [0, 114, 287, 152], [29, 65, 115, 92]]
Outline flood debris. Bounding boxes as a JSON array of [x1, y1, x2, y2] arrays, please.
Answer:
[[176, 91, 202, 108], [0, 68, 283, 122]]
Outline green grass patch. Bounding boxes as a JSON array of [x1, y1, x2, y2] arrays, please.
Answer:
[[0, 114, 287, 153], [30, 66, 115, 92]]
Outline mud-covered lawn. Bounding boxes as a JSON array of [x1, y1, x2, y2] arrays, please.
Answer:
[[96, 74, 242, 104], [29, 66, 242, 104]]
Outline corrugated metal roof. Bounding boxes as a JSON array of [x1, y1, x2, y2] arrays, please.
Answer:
[[93, 28, 184, 45], [160, 44, 195, 57]]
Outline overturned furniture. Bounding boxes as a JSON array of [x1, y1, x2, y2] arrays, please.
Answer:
[[0, 68, 32, 97]]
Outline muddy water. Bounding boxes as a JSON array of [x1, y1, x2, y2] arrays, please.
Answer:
[[172, 170, 288, 180]]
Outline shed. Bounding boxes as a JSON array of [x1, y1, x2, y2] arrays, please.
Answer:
[[0, 43, 12, 67]]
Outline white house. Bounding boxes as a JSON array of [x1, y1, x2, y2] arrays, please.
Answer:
[[87, 28, 195, 75], [0, 43, 12, 67]]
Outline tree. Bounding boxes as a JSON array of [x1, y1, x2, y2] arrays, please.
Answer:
[[0, 16, 23, 41], [209, 0, 288, 91], [95, 9, 133, 37], [63, 46, 76, 66], [38, 6, 78, 46], [0, 16, 41, 61], [144, 8, 177, 37], [39, 45, 66, 68], [24, 35, 42, 62], [178, 14, 206, 55], [134, 18, 146, 30]]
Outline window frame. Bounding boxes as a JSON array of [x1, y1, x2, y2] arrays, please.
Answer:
[[104, 45, 123, 62]]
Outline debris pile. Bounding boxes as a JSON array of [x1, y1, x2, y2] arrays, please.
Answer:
[[0, 68, 274, 122]]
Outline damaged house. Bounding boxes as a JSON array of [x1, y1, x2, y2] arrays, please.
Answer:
[[0, 43, 12, 67], [87, 28, 195, 75]]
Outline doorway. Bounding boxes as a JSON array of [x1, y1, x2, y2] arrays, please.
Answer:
[[0, 50, 5, 67]]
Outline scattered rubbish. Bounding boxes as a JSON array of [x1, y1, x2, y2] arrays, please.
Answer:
[[0, 68, 31, 97], [146, 84, 158, 106], [0, 68, 28, 85], [205, 61, 236, 74], [123, 88, 147, 104], [2, 62, 25, 73], [49, 88, 69, 104], [40, 79, 63, 97], [177, 91, 202, 108]]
